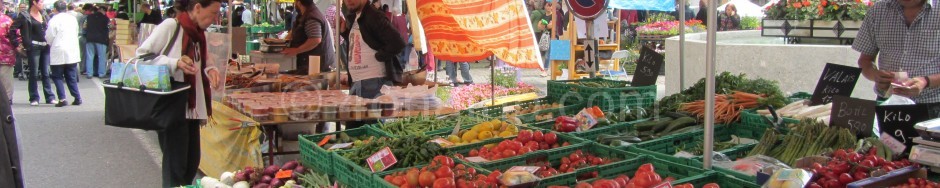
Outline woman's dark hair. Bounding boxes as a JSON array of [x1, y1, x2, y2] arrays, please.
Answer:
[[296, 0, 314, 8], [27, 0, 38, 9], [175, 0, 223, 11], [725, 3, 737, 14], [82, 4, 96, 12], [382, 4, 388, 12], [53, 1, 67, 12]]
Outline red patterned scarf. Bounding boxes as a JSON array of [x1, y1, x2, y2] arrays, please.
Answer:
[[177, 12, 212, 116]]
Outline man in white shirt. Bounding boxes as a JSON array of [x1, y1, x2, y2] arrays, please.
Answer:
[[242, 5, 254, 25], [45, 1, 82, 107]]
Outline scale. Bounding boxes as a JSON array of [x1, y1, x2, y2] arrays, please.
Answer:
[[259, 38, 289, 53], [911, 118, 940, 173]]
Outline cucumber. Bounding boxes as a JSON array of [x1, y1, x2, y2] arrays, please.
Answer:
[[659, 117, 698, 135], [636, 117, 673, 132]]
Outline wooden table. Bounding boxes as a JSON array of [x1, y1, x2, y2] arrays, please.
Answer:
[[256, 108, 460, 165]]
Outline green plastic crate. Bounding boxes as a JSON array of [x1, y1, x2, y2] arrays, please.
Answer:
[[299, 127, 393, 175], [528, 118, 648, 142], [673, 171, 761, 188], [739, 109, 799, 131], [371, 115, 490, 137], [331, 152, 387, 188], [593, 155, 707, 183], [373, 158, 493, 188], [462, 98, 584, 123], [462, 98, 554, 118], [478, 142, 640, 187], [547, 78, 657, 111]]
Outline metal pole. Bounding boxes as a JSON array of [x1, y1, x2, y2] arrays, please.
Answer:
[[335, 0, 343, 89], [491, 58, 496, 106], [703, 0, 718, 170], [585, 21, 595, 78], [679, 0, 686, 90]]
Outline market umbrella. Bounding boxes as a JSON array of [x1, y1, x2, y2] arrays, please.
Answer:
[[717, 0, 765, 18], [415, 0, 544, 70]]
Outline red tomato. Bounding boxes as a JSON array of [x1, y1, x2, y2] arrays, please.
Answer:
[[436, 156, 455, 167], [839, 173, 854, 185], [433, 178, 456, 188], [419, 171, 437, 187], [469, 149, 479, 157], [467, 167, 476, 176], [570, 153, 583, 163], [638, 163, 655, 174], [806, 182, 823, 188], [455, 164, 467, 170], [674, 183, 694, 188], [533, 131, 545, 142], [544, 132, 558, 145], [508, 141, 524, 151], [563, 142, 571, 146], [592, 157, 605, 165], [456, 179, 470, 188], [540, 142, 551, 150], [592, 179, 618, 188], [488, 170, 502, 183], [502, 150, 518, 158], [702, 183, 720, 188], [435, 166, 455, 179], [614, 175, 630, 187], [517, 130, 533, 143]]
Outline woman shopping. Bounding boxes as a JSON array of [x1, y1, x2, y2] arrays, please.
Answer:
[[135, 0, 220, 186], [718, 3, 741, 31], [10, 0, 55, 106]]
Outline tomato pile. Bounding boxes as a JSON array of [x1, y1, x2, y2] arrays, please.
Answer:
[[383, 156, 501, 188], [462, 130, 566, 161], [891, 178, 940, 188], [524, 149, 616, 179], [806, 148, 916, 188], [544, 163, 704, 188]]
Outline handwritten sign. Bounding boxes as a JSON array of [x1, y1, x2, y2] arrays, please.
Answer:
[[876, 104, 930, 154], [810, 63, 861, 105], [367, 147, 398, 172], [830, 96, 876, 137], [631, 46, 664, 87]]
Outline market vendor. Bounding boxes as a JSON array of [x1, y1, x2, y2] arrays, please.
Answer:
[[280, 0, 334, 75], [853, 0, 940, 117]]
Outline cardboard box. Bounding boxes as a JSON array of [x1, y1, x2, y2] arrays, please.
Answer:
[[116, 24, 131, 30], [114, 39, 133, 45], [116, 34, 131, 40], [115, 19, 130, 24], [116, 29, 131, 35]]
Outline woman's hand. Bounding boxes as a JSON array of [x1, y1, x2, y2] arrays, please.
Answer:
[[177, 55, 198, 75], [893, 77, 928, 98], [206, 68, 221, 90]]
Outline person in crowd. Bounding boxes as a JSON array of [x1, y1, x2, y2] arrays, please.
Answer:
[[326, 4, 346, 67], [10, 0, 55, 106], [550, 0, 567, 39], [0, 2, 16, 102], [718, 3, 740, 31], [11, 3, 26, 81], [281, 0, 335, 74], [105, 6, 117, 19], [68, 3, 85, 74], [283, 6, 294, 29], [45, 1, 81, 107], [164, 6, 177, 19], [382, 4, 391, 19], [138, 3, 164, 28], [854, 0, 940, 117], [84, 4, 108, 79], [695, 0, 708, 26], [372, 0, 381, 9], [136, 0, 220, 185], [390, 6, 409, 68], [445, 61, 473, 86], [342, 0, 405, 128], [242, 4, 253, 25], [231, 4, 244, 27]]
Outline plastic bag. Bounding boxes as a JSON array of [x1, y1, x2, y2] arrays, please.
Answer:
[[717, 155, 791, 176], [380, 84, 444, 110], [882, 95, 916, 105]]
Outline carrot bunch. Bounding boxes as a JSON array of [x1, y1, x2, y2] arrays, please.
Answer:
[[679, 91, 764, 124]]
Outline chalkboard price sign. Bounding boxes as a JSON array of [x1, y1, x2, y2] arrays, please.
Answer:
[[829, 96, 876, 137], [810, 63, 862, 105], [631, 46, 664, 87], [876, 104, 930, 154]]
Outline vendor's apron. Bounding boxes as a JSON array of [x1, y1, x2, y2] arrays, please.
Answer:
[[289, 8, 335, 74]]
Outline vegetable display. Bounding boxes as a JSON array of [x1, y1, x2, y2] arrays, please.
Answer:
[[891, 178, 940, 188], [756, 100, 832, 124], [593, 115, 702, 147], [321, 132, 375, 151], [445, 119, 518, 145], [658, 72, 787, 113], [748, 119, 858, 165], [462, 130, 566, 161], [506, 102, 564, 122], [804, 148, 915, 188], [377, 115, 488, 136], [532, 149, 616, 179], [342, 135, 446, 169], [546, 163, 691, 188], [195, 161, 311, 188], [679, 91, 764, 124], [382, 156, 501, 187]]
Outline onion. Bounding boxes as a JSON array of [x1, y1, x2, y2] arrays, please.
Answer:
[[261, 175, 272, 184], [281, 161, 299, 170], [294, 166, 306, 174], [263, 165, 280, 176], [234, 171, 249, 182], [270, 178, 284, 187], [251, 183, 268, 188]]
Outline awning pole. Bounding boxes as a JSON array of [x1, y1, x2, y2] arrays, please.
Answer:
[[491, 57, 496, 106], [703, 0, 718, 170], [335, 0, 343, 89], [679, 0, 686, 90]]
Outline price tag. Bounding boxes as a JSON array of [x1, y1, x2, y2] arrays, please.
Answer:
[[508, 166, 541, 173], [810, 63, 861, 105], [876, 104, 929, 154], [275, 170, 293, 179], [328, 143, 353, 150], [576, 109, 598, 131], [429, 138, 455, 147], [652, 181, 673, 188], [830, 96, 877, 137], [366, 147, 398, 172], [881, 132, 907, 154], [464, 156, 489, 163], [632, 46, 665, 87]]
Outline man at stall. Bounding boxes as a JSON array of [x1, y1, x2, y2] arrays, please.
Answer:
[[853, 0, 940, 117], [137, 3, 164, 28], [281, 0, 334, 74], [342, 0, 405, 128]]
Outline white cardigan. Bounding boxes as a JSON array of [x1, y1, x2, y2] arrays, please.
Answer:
[[136, 19, 208, 120], [45, 13, 81, 65]]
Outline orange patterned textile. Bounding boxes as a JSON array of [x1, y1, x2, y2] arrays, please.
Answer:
[[416, 0, 543, 69]]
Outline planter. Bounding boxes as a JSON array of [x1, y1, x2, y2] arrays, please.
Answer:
[[761, 19, 862, 39]]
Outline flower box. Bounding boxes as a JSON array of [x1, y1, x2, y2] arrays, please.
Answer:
[[761, 19, 861, 39]]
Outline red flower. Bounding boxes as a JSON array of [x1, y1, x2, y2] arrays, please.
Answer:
[[818, 7, 825, 15], [821, 0, 828, 6], [868, 1, 873, 6], [802, 0, 811, 6], [793, 2, 803, 8]]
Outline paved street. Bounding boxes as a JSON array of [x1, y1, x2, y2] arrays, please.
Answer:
[[11, 76, 163, 187]]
